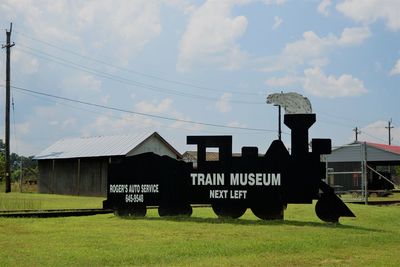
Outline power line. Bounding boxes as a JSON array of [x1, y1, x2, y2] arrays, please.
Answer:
[[5, 83, 396, 142], [317, 118, 354, 129], [312, 113, 396, 145], [10, 85, 279, 133], [16, 45, 264, 105], [14, 88, 252, 135], [15, 30, 264, 97], [9, 33, 398, 143], [24, 90, 276, 136], [8, 85, 396, 145], [360, 131, 387, 143], [317, 110, 369, 128]]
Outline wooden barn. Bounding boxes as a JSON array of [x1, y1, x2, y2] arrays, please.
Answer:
[[34, 132, 181, 196]]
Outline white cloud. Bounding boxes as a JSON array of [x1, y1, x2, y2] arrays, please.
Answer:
[[318, 0, 331, 16], [79, 1, 162, 63], [11, 138, 40, 156], [216, 93, 232, 113], [337, 0, 400, 31], [264, 0, 286, 5], [265, 75, 303, 87], [168, 113, 204, 131], [272, 16, 283, 30], [62, 118, 77, 128], [177, 0, 249, 71], [79, 74, 102, 92], [101, 95, 111, 104], [84, 99, 185, 136], [0, 0, 163, 62], [390, 59, 400, 76], [12, 49, 39, 75], [9, 104, 84, 155], [359, 121, 400, 144], [260, 27, 371, 72], [284, 31, 334, 59], [15, 121, 31, 136], [82, 97, 203, 136], [81, 113, 162, 136], [163, 0, 197, 14], [338, 27, 371, 46], [62, 74, 102, 95], [134, 98, 203, 130], [266, 67, 368, 98], [135, 98, 173, 114], [32, 106, 80, 132], [48, 118, 76, 128], [303, 67, 367, 98]]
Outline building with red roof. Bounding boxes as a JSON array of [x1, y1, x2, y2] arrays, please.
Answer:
[[324, 141, 400, 191]]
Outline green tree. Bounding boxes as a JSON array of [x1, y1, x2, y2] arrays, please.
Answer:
[[0, 139, 38, 185], [0, 153, 5, 182], [0, 139, 4, 182], [10, 154, 38, 182]]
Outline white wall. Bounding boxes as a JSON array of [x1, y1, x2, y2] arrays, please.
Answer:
[[126, 135, 178, 158]]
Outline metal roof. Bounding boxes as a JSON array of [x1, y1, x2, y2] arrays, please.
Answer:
[[34, 132, 177, 160], [325, 142, 400, 163], [366, 142, 400, 155]]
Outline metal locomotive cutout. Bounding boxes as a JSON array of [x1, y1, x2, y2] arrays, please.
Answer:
[[103, 93, 355, 223]]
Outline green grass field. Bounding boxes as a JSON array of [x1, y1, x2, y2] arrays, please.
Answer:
[[0, 192, 104, 210], [0, 193, 399, 266], [340, 191, 400, 203]]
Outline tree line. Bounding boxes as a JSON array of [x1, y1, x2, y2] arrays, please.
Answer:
[[0, 139, 38, 185]]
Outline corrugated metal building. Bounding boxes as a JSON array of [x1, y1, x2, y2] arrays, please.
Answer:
[[324, 141, 400, 190], [326, 142, 400, 163], [35, 132, 181, 196]]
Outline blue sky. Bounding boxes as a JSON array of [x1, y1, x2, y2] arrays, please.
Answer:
[[0, 0, 400, 156]]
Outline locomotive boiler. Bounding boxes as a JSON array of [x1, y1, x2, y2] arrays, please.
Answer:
[[103, 110, 355, 223]]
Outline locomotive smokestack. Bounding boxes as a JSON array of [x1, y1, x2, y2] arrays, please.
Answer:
[[267, 92, 314, 157], [284, 114, 316, 157]]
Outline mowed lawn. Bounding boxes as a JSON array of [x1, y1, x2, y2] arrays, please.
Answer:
[[0, 192, 104, 210], [0, 193, 399, 266]]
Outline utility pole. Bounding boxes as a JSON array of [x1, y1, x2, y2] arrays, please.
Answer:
[[277, 104, 282, 140], [2, 23, 14, 193], [276, 91, 283, 141], [353, 127, 361, 142], [385, 119, 394, 145]]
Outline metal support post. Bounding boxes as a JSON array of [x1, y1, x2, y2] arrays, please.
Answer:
[[361, 142, 368, 205]]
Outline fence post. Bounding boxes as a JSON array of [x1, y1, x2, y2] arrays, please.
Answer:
[[361, 142, 368, 205], [324, 155, 328, 183]]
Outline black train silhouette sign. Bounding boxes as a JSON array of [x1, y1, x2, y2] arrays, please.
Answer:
[[103, 93, 355, 223]]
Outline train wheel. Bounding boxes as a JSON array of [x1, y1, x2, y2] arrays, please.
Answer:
[[158, 205, 170, 217], [130, 205, 147, 217], [114, 205, 146, 217], [114, 209, 129, 216], [251, 203, 284, 220], [179, 204, 193, 217], [212, 203, 247, 219], [315, 195, 339, 223]]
